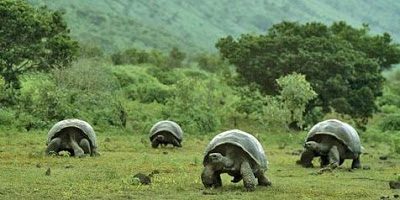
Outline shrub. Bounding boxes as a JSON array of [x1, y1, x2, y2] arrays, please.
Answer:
[[17, 59, 125, 129], [111, 48, 150, 65], [163, 77, 220, 134], [136, 83, 171, 104], [379, 115, 400, 131]]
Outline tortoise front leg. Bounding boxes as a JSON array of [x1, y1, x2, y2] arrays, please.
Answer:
[[201, 164, 219, 188], [298, 148, 315, 168], [255, 170, 271, 186], [240, 161, 257, 191], [320, 156, 329, 168], [328, 145, 340, 169], [70, 137, 85, 157], [45, 137, 61, 155], [151, 137, 160, 148], [91, 148, 101, 157], [351, 156, 361, 169]]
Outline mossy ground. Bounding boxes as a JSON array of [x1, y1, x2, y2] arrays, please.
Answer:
[[0, 129, 399, 200]]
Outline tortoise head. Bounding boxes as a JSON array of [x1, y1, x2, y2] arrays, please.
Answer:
[[208, 153, 234, 169], [156, 135, 165, 141], [305, 141, 329, 153], [305, 141, 320, 151]]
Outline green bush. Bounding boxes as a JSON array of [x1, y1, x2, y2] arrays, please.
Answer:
[[136, 83, 171, 104], [17, 59, 125, 129], [0, 107, 15, 126], [163, 77, 220, 134], [379, 115, 400, 132], [147, 66, 181, 85], [111, 48, 150, 65], [194, 53, 228, 73]]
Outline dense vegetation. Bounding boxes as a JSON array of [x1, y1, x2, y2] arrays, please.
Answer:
[[2, 1, 400, 199], [217, 21, 400, 128]]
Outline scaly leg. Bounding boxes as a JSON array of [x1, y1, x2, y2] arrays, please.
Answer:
[[298, 148, 315, 168], [201, 165, 219, 188], [328, 145, 340, 169], [45, 138, 61, 155], [255, 170, 271, 186], [79, 138, 91, 155], [351, 156, 361, 169], [241, 161, 256, 191]]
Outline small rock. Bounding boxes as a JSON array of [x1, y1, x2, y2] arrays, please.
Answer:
[[65, 165, 74, 169], [362, 165, 371, 170], [163, 151, 168, 155], [380, 155, 389, 160], [394, 194, 399, 198], [390, 181, 400, 189], [151, 170, 160, 175], [45, 168, 51, 176], [104, 137, 111, 142], [132, 173, 151, 185], [36, 163, 41, 168]]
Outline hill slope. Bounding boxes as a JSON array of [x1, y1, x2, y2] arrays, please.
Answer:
[[28, 0, 400, 53]]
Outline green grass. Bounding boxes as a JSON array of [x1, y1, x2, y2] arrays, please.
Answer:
[[0, 129, 399, 200]]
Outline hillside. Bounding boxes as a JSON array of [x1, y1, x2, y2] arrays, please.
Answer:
[[28, 0, 400, 53]]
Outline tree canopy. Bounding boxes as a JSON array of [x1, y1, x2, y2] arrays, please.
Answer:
[[216, 21, 400, 126], [0, 0, 78, 89]]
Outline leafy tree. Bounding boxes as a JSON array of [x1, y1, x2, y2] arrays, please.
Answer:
[[0, 0, 78, 89], [216, 21, 400, 126]]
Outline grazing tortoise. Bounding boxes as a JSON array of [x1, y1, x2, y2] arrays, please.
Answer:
[[201, 129, 271, 191], [298, 119, 363, 169], [45, 119, 100, 157], [149, 120, 183, 148]]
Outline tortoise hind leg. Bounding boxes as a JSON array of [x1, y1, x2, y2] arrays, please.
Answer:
[[46, 137, 61, 155], [171, 138, 182, 147], [79, 138, 91, 155], [351, 156, 361, 169], [69, 137, 84, 157], [255, 170, 271, 186], [241, 161, 257, 191], [297, 148, 315, 168]]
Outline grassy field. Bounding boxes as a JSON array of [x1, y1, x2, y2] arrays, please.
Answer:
[[0, 129, 399, 200]]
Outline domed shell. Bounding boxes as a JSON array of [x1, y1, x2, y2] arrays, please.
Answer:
[[203, 129, 268, 170], [47, 119, 97, 148], [306, 119, 363, 155], [149, 120, 183, 141]]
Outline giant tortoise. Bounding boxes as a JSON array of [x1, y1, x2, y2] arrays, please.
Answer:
[[298, 119, 363, 169], [201, 129, 271, 191], [149, 120, 183, 148], [45, 119, 100, 157]]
